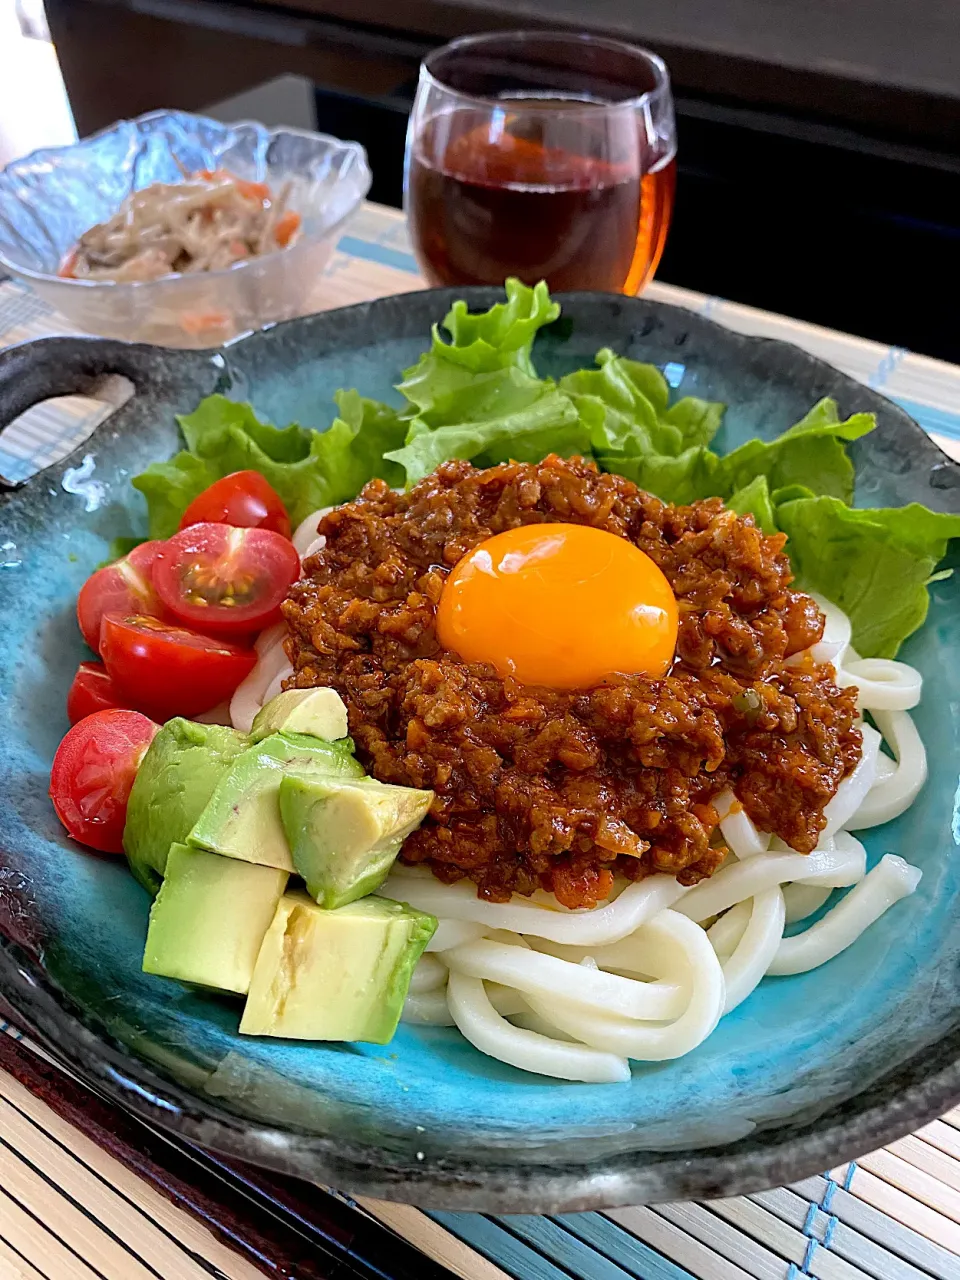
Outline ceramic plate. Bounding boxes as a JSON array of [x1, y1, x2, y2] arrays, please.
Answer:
[[0, 289, 958, 1212]]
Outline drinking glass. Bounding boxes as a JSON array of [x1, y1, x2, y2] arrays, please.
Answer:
[[404, 31, 677, 295]]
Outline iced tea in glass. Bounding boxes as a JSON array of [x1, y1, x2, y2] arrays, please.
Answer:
[[405, 32, 677, 294]]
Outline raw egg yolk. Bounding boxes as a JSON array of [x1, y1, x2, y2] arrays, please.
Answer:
[[435, 523, 678, 689]]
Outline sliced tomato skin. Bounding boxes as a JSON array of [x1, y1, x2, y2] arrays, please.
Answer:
[[152, 522, 300, 638], [179, 471, 291, 539], [50, 709, 159, 853], [100, 614, 256, 719], [76, 541, 165, 653], [67, 662, 128, 724]]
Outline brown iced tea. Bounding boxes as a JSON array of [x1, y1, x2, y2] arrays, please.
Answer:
[[408, 105, 676, 294]]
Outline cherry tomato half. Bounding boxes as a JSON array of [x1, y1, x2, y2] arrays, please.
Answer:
[[50, 709, 159, 853], [67, 661, 128, 724], [151, 522, 300, 637], [179, 471, 291, 539], [100, 614, 256, 719], [77, 541, 165, 653]]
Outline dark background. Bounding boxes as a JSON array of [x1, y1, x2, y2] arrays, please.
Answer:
[[44, 0, 960, 362]]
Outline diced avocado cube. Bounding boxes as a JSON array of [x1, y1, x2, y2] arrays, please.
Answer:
[[251, 688, 348, 743], [239, 892, 437, 1044], [124, 719, 250, 895], [187, 732, 364, 872], [143, 843, 288, 994], [278, 774, 433, 909]]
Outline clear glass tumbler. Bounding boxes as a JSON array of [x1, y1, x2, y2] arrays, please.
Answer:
[[405, 31, 677, 295]]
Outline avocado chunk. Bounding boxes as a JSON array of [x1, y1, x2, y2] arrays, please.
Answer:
[[251, 688, 349, 744], [239, 892, 437, 1043], [187, 732, 364, 872], [124, 719, 250, 895], [143, 843, 288, 994], [278, 775, 433, 909]]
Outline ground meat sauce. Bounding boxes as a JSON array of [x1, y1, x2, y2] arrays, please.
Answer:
[[283, 456, 862, 907]]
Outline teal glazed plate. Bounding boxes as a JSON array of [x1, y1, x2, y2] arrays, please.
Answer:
[[0, 289, 958, 1212]]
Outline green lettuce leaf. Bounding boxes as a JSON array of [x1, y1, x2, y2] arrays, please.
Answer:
[[560, 349, 724, 457], [385, 388, 584, 487], [662, 395, 727, 451], [395, 279, 562, 462], [392, 299, 727, 491], [771, 483, 817, 505], [775, 496, 960, 657], [782, 397, 854, 435], [599, 400, 875, 508], [178, 395, 307, 463], [713, 403, 875, 503], [436, 277, 559, 375], [132, 451, 217, 541], [316, 389, 408, 499], [727, 474, 777, 533], [397, 279, 559, 424], [597, 446, 721, 506], [401, 364, 551, 430], [560, 350, 666, 447], [133, 392, 405, 539]]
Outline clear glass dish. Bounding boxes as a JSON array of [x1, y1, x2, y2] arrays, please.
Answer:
[[0, 110, 371, 348]]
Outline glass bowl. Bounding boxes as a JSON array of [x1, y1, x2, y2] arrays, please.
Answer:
[[0, 110, 371, 348]]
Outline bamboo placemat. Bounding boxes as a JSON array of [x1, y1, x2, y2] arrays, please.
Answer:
[[0, 202, 959, 1280]]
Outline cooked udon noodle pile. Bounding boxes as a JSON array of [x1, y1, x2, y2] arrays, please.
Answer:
[[59, 170, 301, 283], [231, 492, 925, 1084]]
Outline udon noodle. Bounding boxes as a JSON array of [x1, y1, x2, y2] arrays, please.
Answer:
[[236, 526, 927, 1081]]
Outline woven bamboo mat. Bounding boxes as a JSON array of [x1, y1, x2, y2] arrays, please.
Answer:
[[0, 201, 959, 1280]]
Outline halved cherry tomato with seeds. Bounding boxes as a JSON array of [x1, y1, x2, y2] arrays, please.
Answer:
[[151, 522, 300, 637], [67, 661, 128, 724], [100, 614, 256, 720], [50, 709, 159, 853], [76, 541, 165, 653], [179, 471, 291, 539]]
